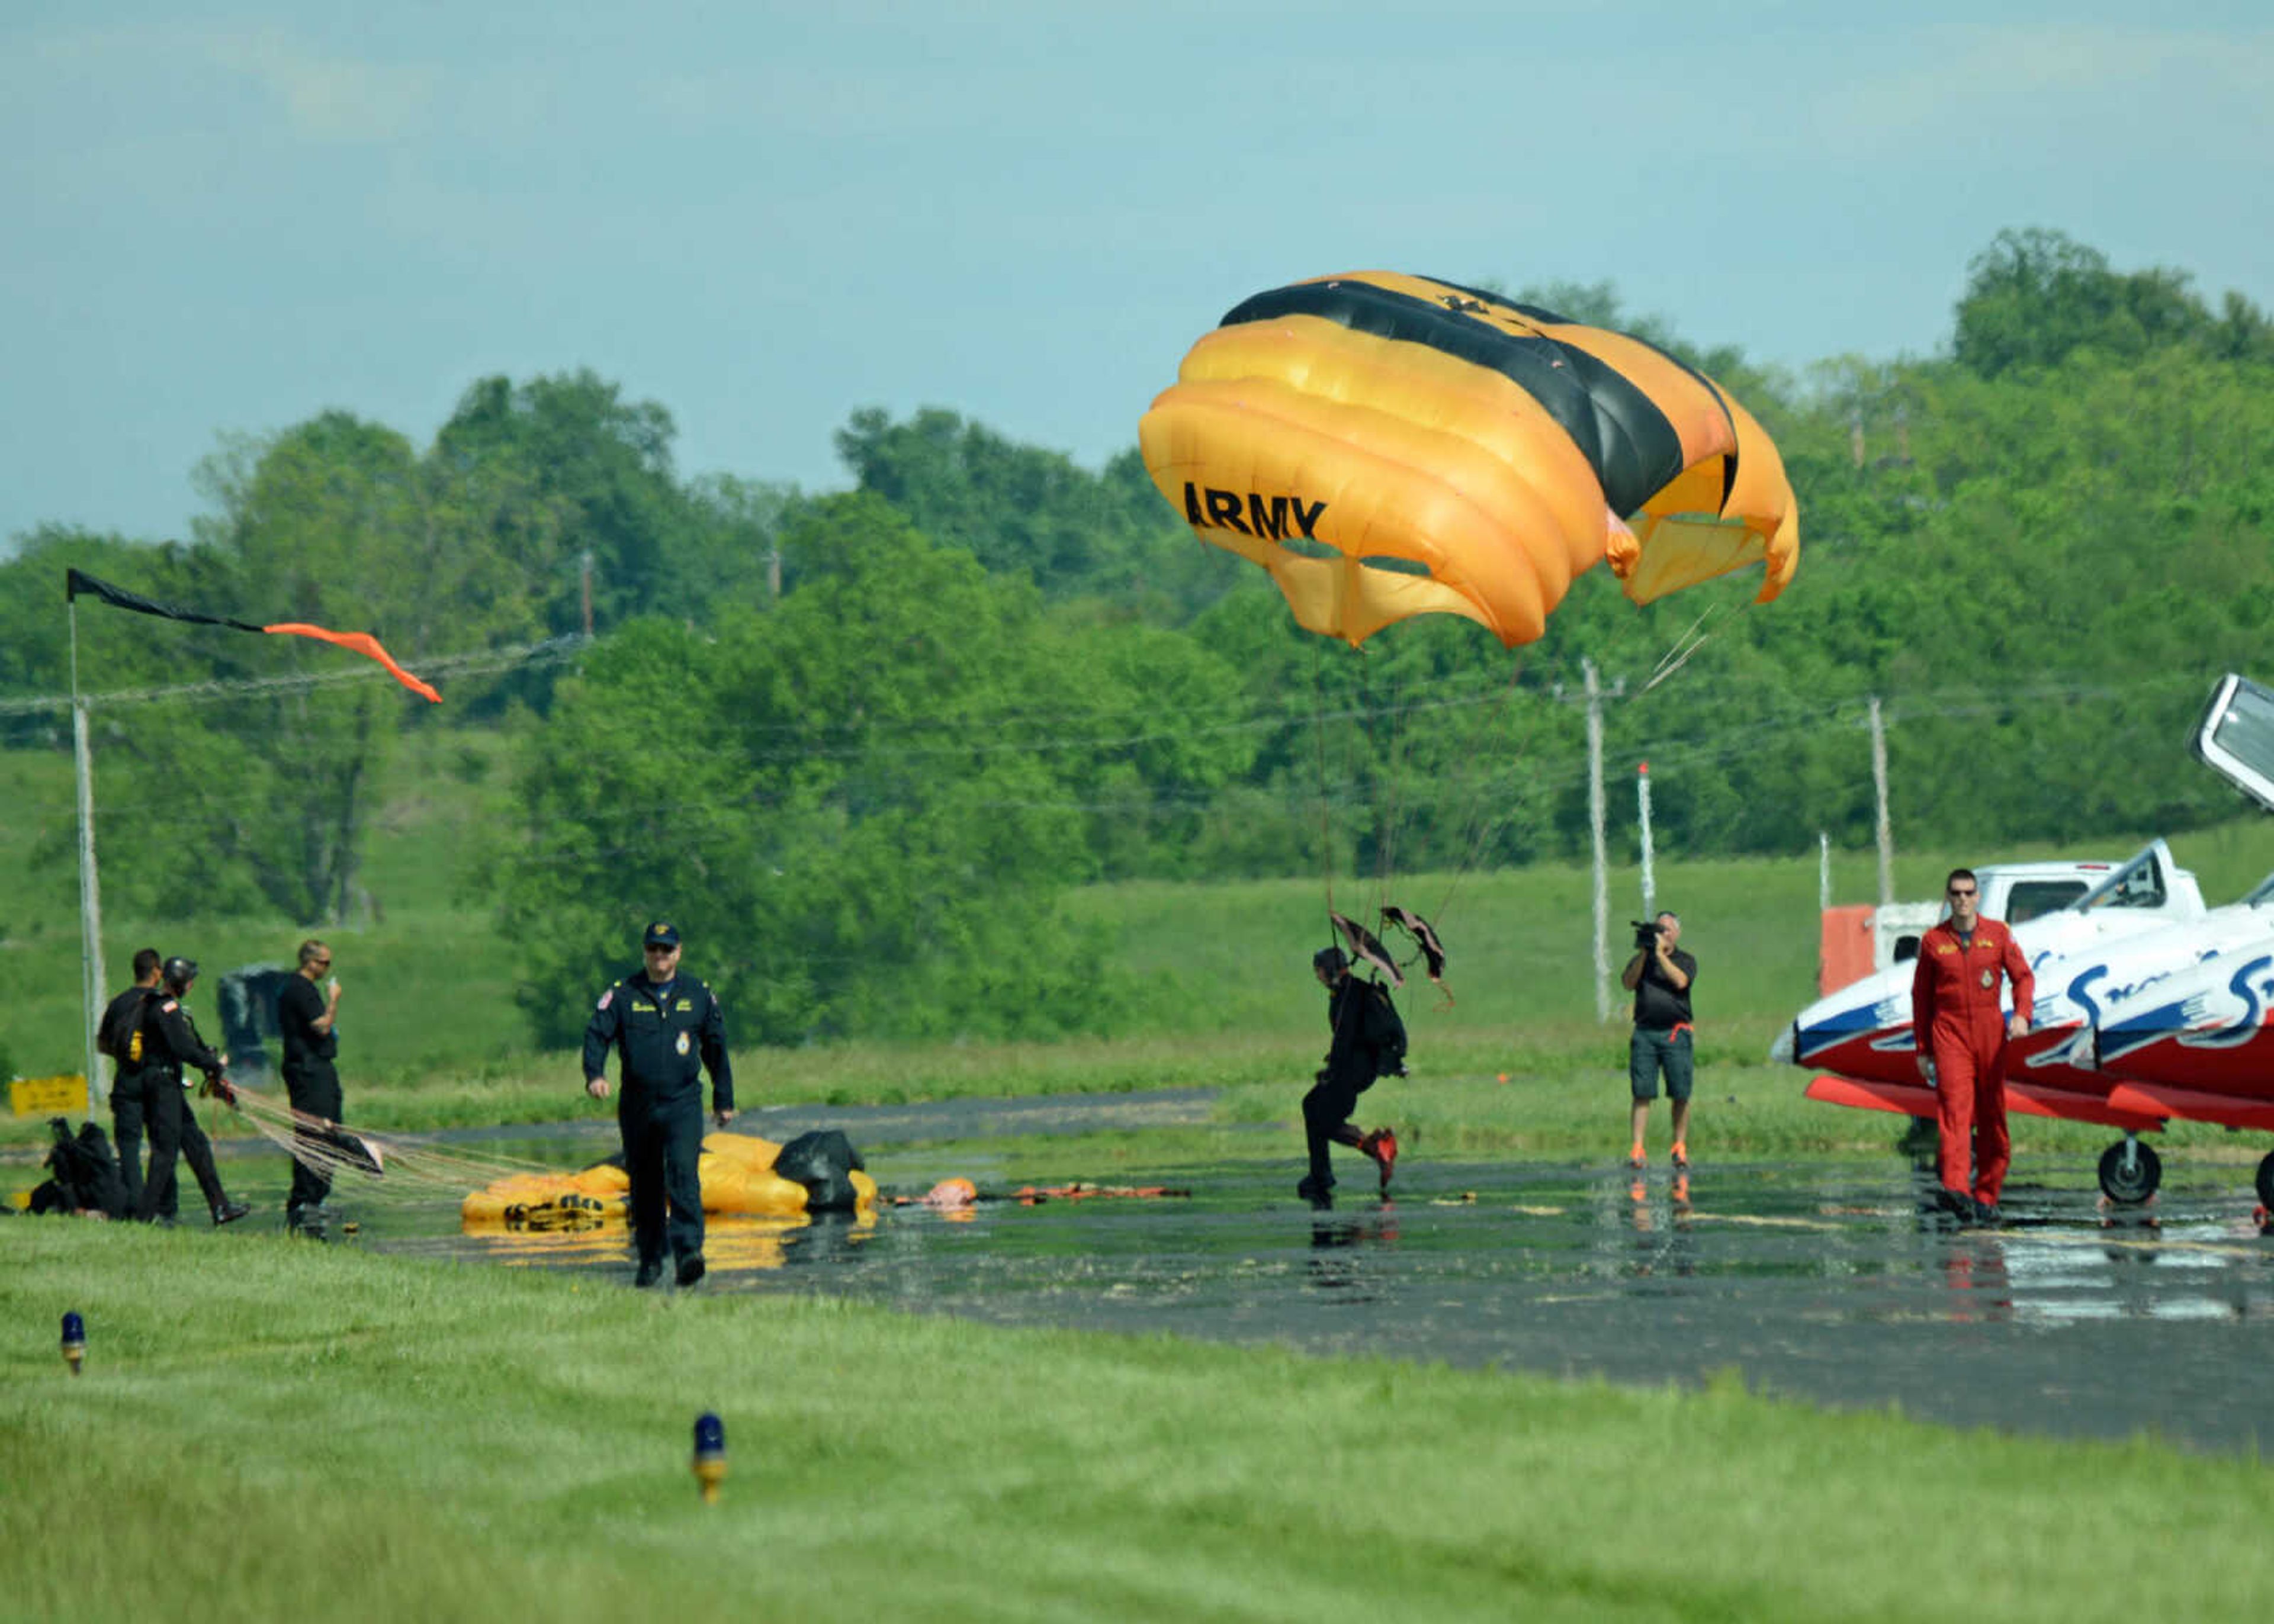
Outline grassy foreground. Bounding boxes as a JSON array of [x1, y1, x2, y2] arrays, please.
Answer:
[[4, 1224, 2267, 1624]]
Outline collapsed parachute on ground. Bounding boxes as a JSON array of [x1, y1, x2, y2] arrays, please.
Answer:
[[1137, 271, 1798, 647], [461, 1130, 876, 1231]]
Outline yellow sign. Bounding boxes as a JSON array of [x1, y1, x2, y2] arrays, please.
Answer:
[[9, 1075, 88, 1117]]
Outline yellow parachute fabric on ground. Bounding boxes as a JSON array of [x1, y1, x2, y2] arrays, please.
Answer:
[[461, 1132, 879, 1229], [1138, 271, 1797, 645]]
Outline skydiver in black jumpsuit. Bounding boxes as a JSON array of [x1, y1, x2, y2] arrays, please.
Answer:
[[130, 957, 250, 1227], [1299, 947, 1405, 1207]]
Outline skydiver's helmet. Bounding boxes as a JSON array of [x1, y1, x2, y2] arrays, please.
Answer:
[[1313, 946, 1348, 978], [161, 956, 198, 993]]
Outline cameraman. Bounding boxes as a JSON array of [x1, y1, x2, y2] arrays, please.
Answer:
[[1620, 911, 1697, 1172]]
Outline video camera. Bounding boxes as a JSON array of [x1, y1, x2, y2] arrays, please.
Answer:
[[1630, 919, 1664, 950]]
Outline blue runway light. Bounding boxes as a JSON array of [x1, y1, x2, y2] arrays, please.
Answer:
[[692, 1411, 727, 1504]]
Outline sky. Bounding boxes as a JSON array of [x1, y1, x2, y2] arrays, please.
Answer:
[[5, 1, 2270, 551]]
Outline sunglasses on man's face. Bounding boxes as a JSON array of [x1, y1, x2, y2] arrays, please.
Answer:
[[1947, 888, 1976, 899]]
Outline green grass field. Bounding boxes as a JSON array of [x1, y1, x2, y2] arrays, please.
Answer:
[[5, 1224, 2268, 1624], [9, 741, 2274, 1620]]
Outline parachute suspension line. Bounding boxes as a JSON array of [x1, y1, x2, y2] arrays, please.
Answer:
[[1642, 602, 1729, 694], [1381, 651, 1547, 1012], [1363, 647, 1414, 925], [224, 1085, 554, 1197], [1308, 637, 1341, 929], [1429, 651, 1535, 930]]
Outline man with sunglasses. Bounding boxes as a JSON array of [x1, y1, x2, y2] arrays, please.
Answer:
[[583, 922, 735, 1288], [278, 938, 346, 1233], [1910, 868, 2034, 1222]]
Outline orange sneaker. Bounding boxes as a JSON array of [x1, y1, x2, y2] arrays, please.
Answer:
[[1671, 1142, 1690, 1171], [1627, 1142, 1646, 1170], [1360, 1127, 1398, 1193]]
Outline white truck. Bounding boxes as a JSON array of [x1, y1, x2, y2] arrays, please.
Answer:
[[1859, 857, 2172, 979]]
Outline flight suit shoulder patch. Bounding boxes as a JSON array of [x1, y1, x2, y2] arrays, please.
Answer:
[[160, 999, 179, 1012]]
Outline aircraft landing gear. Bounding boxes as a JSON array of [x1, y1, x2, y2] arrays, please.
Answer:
[[2098, 1136, 2163, 1204]]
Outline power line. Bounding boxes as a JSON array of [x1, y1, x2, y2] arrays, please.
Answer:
[[0, 637, 586, 718]]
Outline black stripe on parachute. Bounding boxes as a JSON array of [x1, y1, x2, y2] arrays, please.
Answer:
[[1428, 276, 1744, 513], [1216, 277, 1688, 520]]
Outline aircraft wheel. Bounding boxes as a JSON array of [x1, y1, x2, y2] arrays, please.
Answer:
[[2255, 1151, 2274, 1213], [2098, 1139, 2162, 1205]]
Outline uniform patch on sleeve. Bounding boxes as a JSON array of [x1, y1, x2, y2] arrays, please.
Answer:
[[160, 999, 179, 1012], [597, 989, 614, 1011]]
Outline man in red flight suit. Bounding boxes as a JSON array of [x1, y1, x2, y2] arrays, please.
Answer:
[[1910, 867, 2034, 1223]]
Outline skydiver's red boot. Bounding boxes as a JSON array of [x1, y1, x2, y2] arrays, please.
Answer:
[[1360, 1127, 1398, 1194]]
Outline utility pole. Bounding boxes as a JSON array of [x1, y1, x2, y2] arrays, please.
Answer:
[[69, 600, 108, 1111], [1819, 831, 1832, 913], [768, 545, 782, 601], [1870, 695, 1893, 906], [1585, 658, 1609, 1022], [579, 551, 595, 640], [1637, 761, 1655, 919]]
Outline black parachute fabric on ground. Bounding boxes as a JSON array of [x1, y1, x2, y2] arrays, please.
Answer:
[[773, 1130, 867, 1212], [29, 1118, 129, 1218]]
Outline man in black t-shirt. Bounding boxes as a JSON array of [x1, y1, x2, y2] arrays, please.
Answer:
[[277, 938, 345, 1231], [1620, 910, 1699, 1174]]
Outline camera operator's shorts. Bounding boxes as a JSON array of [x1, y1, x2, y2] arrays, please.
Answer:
[[1629, 1024, 1694, 1102]]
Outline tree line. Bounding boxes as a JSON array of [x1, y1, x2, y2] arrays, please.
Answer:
[[4, 228, 2270, 1044]]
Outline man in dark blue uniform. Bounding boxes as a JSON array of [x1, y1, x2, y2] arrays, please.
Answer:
[[583, 922, 734, 1288]]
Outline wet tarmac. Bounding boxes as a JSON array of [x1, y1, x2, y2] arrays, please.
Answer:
[[35, 1089, 2273, 1455], [356, 1121, 2274, 1458]]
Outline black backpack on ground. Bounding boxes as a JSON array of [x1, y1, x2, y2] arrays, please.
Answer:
[[773, 1130, 867, 1213]]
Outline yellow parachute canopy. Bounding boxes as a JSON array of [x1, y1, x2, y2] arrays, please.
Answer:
[[461, 1131, 878, 1230], [1138, 271, 1798, 647]]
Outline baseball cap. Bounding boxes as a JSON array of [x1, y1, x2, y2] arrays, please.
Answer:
[[643, 921, 681, 949]]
